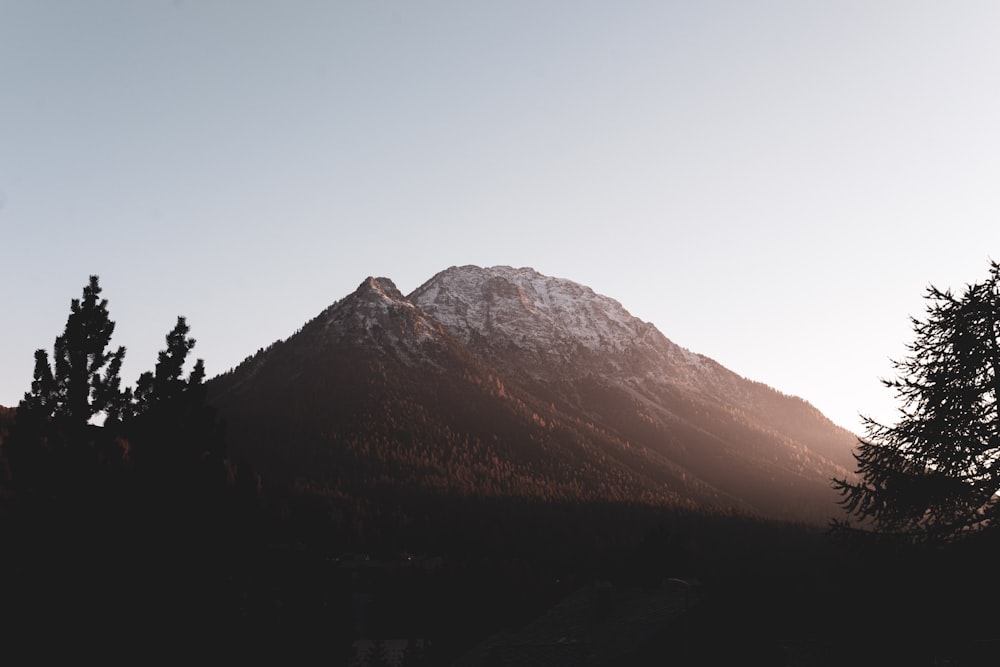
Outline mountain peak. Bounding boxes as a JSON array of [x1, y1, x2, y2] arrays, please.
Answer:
[[409, 264, 657, 374], [309, 275, 445, 360], [356, 276, 406, 303]]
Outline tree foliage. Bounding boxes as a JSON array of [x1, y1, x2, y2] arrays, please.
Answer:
[[3, 276, 226, 508], [833, 261, 1000, 544], [0, 277, 284, 656], [4, 276, 129, 500], [127, 316, 227, 503], [25, 275, 130, 425]]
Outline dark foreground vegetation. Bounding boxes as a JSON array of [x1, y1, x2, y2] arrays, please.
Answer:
[[4, 399, 1000, 666], [5, 270, 1000, 665], [3, 475, 1000, 666]]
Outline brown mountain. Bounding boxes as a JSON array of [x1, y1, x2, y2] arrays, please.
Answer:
[[208, 266, 857, 525]]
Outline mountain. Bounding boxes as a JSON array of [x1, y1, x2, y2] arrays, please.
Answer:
[[208, 266, 857, 527]]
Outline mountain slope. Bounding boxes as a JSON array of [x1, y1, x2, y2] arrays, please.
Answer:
[[410, 266, 856, 520], [209, 266, 857, 525]]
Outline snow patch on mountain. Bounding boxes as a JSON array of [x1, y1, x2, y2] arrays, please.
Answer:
[[406, 266, 794, 427], [408, 265, 726, 388], [410, 265, 649, 354]]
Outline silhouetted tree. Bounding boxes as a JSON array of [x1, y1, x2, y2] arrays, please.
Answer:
[[833, 260, 1000, 544], [127, 316, 226, 496], [4, 276, 129, 501], [0, 277, 269, 652], [120, 312, 240, 611]]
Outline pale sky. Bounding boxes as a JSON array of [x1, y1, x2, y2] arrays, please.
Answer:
[[3, 1, 1000, 435]]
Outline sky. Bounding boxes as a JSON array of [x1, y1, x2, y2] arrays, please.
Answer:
[[3, 1, 1000, 435]]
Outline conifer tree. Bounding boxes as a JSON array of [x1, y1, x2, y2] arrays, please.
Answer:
[[126, 316, 227, 511], [1, 276, 248, 645], [133, 316, 202, 414], [5, 276, 129, 499], [833, 261, 1000, 544], [20, 275, 128, 424]]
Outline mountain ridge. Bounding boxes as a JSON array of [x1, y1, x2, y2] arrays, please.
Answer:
[[208, 265, 857, 525]]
